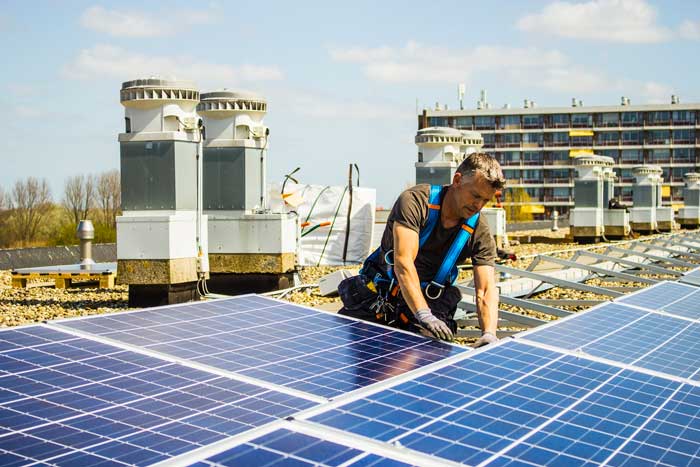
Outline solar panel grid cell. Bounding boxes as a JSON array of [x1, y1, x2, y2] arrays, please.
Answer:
[[0, 326, 316, 466]]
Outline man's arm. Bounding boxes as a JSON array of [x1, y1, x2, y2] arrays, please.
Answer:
[[392, 224, 428, 313], [472, 264, 499, 347], [393, 224, 453, 340]]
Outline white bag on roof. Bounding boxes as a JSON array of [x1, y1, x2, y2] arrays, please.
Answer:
[[282, 183, 376, 266]]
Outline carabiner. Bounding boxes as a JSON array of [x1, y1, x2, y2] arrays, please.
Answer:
[[384, 249, 395, 266], [424, 281, 444, 300]]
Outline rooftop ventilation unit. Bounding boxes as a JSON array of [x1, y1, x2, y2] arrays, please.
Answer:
[[629, 165, 672, 233], [571, 155, 608, 242], [678, 172, 700, 228]]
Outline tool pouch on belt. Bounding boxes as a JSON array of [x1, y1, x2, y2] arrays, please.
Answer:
[[337, 274, 380, 317]]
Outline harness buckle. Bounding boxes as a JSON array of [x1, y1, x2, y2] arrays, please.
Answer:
[[424, 281, 444, 300], [384, 249, 394, 266]]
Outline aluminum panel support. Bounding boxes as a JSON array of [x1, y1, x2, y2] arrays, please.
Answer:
[[458, 285, 571, 318], [574, 250, 681, 276], [495, 264, 624, 297], [539, 255, 658, 284], [606, 246, 696, 268]]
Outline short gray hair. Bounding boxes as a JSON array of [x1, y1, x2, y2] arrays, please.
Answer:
[[456, 153, 506, 190]]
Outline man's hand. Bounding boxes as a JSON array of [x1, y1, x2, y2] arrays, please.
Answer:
[[473, 331, 498, 348], [415, 309, 453, 341]]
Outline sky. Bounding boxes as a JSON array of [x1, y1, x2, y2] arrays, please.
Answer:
[[1, 0, 699, 207]]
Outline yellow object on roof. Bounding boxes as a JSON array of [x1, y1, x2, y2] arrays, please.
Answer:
[[521, 205, 545, 214], [569, 130, 594, 137], [661, 185, 671, 197], [569, 149, 594, 158]]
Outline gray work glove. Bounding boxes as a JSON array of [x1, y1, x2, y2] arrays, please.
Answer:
[[415, 308, 453, 341], [473, 331, 498, 348]]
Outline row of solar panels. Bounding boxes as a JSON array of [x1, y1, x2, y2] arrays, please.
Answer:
[[2, 268, 700, 465]]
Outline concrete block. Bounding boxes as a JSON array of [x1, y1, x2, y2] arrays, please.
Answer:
[[208, 253, 295, 274], [318, 270, 356, 297], [117, 257, 199, 285]]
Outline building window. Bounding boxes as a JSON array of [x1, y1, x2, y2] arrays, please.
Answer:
[[571, 114, 592, 127], [523, 170, 542, 183], [646, 111, 670, 125], [673, 148, 693, 162], [672, 110, 695, 125], [498, 133, 521, 147], [552, 187, 570, 200], [549, 151, 569, 165], [621, 112, 642, 126], [672, 167, 687, 182], [428, 117, 448, 127], [646, 130, 671, 145], [673, 129, 695, 144], [620, 168, 634, 183], [522, 133, 543, 145], [523, 151, 543, 165], [621, 149, 642, 163], [649, 149, 671, 163], [549, 132, 569, 146], [570, 135, 593, 147], [598, 113, 619, 127], [547, 169, 570, 183], [597, 149, 618, 160], [596, 132, 619, 145], [498, 151, 521, 165], [455, 116, 473, 128], [523, 114, 543, 129], [482, 133, 495, 147], [498, 115, 520, 129], [474, 116, 495, 129], [525, 187, 542, 199], [548, 114, 569, 128], [621, 130, 642, 145]]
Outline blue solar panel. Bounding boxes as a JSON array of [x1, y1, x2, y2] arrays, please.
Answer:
[[650, 288, 700, 320], [54, 295, 466, 398], [0, 326, 315, 466], [518, 303, 648, 351], [194, 428, 413, 467], [606, 383, 700, 466], [617, 281, 696, 309], [307, 340, 700, 467]]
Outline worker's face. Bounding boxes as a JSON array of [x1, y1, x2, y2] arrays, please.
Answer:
[[451, 171, 496, 218]]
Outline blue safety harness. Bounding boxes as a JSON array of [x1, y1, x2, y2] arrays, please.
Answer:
[[361, 185, 480, 300]]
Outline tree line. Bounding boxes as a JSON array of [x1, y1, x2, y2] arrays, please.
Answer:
[[0, 170, 121, 248]]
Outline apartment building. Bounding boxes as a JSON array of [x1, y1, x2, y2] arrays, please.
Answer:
[[419, 97, 700, 219]]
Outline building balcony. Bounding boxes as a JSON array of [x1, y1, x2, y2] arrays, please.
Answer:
[[672, 139, 694, 145], [523, 160, 544, 166], [571, 122, 593, 128], [570, 141, 593, 147], [543, 141, 570, 147], [620, 122, 642, 127], [546, 122, 571, 129], [595, 140, 621, 146], [595, 122, 620, 128], [523, 123, 544, 129], [644, 121, 671, 127], [475, 125, 496, 130], [544, 178, 571, 184], [496, 142, 521, 148], [645, 139, 672, 145]]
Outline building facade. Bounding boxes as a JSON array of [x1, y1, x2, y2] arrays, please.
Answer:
[[419, 99, 700, 219]]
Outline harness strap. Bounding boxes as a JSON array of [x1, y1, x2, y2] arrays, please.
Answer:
[[360, 185, 480, 300]]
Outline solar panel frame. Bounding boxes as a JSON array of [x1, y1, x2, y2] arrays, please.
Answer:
[[616, 281, 697, 309]]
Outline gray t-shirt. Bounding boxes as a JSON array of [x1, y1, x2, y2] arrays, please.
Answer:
[[380, 184, 496, 283]]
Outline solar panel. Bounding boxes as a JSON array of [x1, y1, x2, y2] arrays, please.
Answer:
[[660, 289, 700, 320], [0, 326, 315, 466], [54, 295, 466, 398], [305, 341, 700, 466], [616, 281, 696, 309], [193, 427, 414, 467], [679, 266, 700, 287], [516, 303, 649, 351]]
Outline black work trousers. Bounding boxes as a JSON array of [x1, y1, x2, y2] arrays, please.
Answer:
[[337, 274, 461, 336]]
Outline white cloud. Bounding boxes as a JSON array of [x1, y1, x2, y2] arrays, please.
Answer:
[[329, 41, 566, 84], [62, 44, 283, 87], [14, 106, 46, 119], [679, 20, 700, 40], [80, 6, 215, 38], [517, 0, 671, 43]]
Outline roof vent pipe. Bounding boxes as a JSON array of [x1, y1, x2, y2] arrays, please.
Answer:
[[578, 100, 584, 107], [523, 99, 530, 109], [77, 220, 95, 269], [671, 95, 679, 104], [571, 98, 577, 107], [621, 96, 627, 106]]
